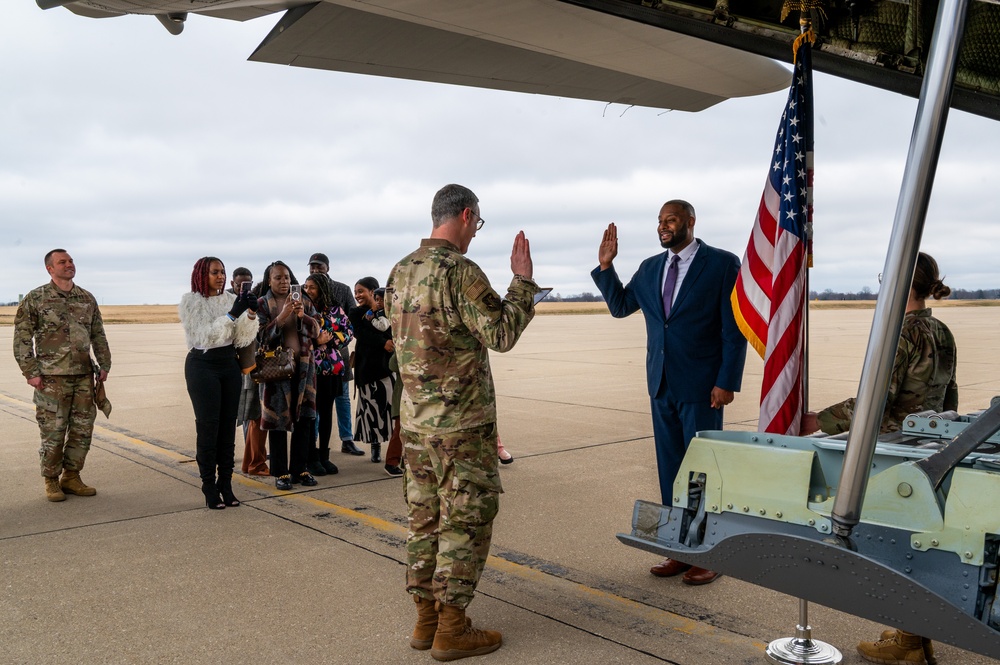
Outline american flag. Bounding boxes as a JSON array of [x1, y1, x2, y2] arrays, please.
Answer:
[[731, 36, 814, 435]]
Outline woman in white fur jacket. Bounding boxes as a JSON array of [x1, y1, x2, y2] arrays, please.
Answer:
[[179, 257, 259, 509]]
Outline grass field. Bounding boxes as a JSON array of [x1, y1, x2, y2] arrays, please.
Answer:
[[2, 299, 997, 326]]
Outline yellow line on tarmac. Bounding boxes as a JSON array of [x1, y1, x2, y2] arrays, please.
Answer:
[[95, 425, 192, 462], [0, 391, 191, 463], [235, 472, 409, 536], [0, 392, 32, 408], [2, 389, 762, 651], [487, 554, 766, 649]]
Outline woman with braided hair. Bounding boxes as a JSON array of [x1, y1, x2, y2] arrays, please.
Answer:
[[302, 272, 354, 476], [179, 257, 259, 509]]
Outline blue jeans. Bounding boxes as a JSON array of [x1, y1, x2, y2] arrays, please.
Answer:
[[335, 382, 353, 442]]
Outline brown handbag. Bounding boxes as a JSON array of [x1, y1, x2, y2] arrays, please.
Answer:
[[250, 346, 295, 384]]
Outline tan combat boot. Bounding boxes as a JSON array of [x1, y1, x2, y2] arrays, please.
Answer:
[[858, 629, 927, 664], [430, 603, 501, 662], [879, 629, 936, 665], [44, 477, 66, 502], [60, 470, 97, 496], [411, 596, 439, 650]]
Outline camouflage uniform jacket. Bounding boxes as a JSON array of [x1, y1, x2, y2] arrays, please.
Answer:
[[386, 238, 539, 434], [818, 308, 958, 435], [13, 282, 112, 379]]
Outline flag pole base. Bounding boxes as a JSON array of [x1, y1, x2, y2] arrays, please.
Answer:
[[765, 635, 842, 665], [765, 600, 842, 665]]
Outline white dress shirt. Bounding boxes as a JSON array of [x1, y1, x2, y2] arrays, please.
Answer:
[[662, 238, 700, 306]]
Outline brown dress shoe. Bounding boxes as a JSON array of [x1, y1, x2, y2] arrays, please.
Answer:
[[650, 558, 691, 577], [682, 567, 721, 585]]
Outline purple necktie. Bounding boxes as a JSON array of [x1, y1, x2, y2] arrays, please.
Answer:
[[662, 254, 679, 319]]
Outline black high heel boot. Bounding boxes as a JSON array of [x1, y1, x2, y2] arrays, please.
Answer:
[[216, 475, 240, 507], [371, 442, 382, 463], [202, 481, 225, 510]]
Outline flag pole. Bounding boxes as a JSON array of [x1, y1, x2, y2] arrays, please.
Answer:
[[763, 17, 841, 665]]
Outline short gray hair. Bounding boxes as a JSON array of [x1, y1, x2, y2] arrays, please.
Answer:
[[431, 184, 479, 227]]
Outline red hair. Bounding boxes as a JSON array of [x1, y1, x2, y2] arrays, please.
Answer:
[[191, 257, 224, 297]]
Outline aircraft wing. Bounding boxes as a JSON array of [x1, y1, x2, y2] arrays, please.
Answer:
[[246, 0, 791, 112]]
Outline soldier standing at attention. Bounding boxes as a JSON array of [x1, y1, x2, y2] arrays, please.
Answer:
[[386, 184, 538, 661], [13, 249, 112, 502]]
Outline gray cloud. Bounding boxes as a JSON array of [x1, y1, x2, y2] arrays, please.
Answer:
[[3, 3, 999, 305]]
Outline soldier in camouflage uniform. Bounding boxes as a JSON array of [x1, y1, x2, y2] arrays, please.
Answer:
[[13, 249, 111, 503], [386, 184, 539, 661], [802, 253, 958, 437], [812, 307, 957, 435], [801, 252, 954, 665]]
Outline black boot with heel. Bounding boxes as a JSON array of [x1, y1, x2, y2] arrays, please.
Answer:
[[202, 481, 225, 510], [216, 475, 240, 507]]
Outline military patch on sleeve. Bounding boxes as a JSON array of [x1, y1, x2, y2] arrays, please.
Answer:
[[466, 279, 488, 302], [466, 277, 503, 318]]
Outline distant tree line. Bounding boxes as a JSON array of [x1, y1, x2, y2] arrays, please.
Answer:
[[810, 288, 1000, 301], [547, 292, 605, 302]]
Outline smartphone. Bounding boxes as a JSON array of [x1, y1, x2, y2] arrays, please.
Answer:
[[240, 281, 252, 295], [533, 288, 553, 305], [290, 284, 302, 302]]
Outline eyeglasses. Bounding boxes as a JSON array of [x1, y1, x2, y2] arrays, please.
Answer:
[[468, 209, 485, 230]]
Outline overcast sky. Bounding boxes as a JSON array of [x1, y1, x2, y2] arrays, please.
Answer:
[[3, 2, 998, 305]]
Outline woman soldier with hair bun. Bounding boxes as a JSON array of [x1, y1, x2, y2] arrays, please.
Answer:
[[802, 251, 958, 437], [802, 251, 958, 664]]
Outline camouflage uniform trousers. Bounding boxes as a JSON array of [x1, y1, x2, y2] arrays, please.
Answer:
[[403, 422, 502, 609], [33, 374, 97, 478]]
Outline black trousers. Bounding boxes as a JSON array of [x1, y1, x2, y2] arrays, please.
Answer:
[[268, 419, 314, 477], [184, 346, 241, 484]]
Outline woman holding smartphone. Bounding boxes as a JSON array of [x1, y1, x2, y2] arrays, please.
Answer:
[[253, 261, 321, 491], [302, 273, 354, 476], [179, 257, 259, 509]]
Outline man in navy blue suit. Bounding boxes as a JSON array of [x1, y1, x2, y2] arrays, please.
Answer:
[[592, 200, 747, 586]]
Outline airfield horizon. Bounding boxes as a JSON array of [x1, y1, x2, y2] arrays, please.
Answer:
[[2, 299, 999, 326]]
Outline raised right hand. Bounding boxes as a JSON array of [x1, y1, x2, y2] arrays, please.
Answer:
[[510, 231, 533, 279], [599, 223, 618, 270]]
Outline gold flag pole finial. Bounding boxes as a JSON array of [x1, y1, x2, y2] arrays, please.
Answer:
[[782, 0, 823, 62]]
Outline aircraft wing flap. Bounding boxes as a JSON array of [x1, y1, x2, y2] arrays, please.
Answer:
[[249, 0, 790, 111]]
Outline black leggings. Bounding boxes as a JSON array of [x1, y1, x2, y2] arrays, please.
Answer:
[[184, 346, 241, 484]]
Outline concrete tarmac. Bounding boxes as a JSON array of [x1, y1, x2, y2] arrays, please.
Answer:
[[2, 307, 999, 665]]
